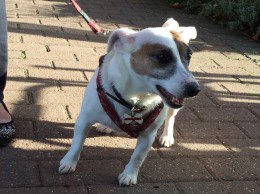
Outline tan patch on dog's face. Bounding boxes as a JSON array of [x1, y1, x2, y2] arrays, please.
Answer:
[[170, 30, 192, 66], [131, 43, 177, 79]]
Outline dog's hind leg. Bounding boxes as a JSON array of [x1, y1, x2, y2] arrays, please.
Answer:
[[118, 128, 157, 186], [95, 123, 114, 134], [59, 114, 92, 174], [159, 108, 180, 147]]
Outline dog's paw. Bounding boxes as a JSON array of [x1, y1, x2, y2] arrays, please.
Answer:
[[58, 155, 78, 174], [159, 135, 174, 147], [118, 172, 137, 186], [95, 124, 114, 134]]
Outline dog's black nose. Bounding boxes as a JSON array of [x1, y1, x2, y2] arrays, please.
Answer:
[[185, 82, 200, 97]]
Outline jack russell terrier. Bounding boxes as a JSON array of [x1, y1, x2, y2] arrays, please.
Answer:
[[59, 18, 200, 186]]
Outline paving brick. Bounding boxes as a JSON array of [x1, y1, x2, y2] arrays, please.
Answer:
[[221, 82, 260, 96], [43, 31, 87, 43], [26, 68, 85, 82], [178, 181, 260, 194], [34, 120, 74, 138], [32, 91, 84, 105], [0, 161, 40, 187], [140, 158, 213, 182], [222, 139, 260, 156], [193, 51, 228, 61], [200, 81, 229, 94], [194, 108, 258, 122], [158, 139, 230, 158], [0, 138, 71, 161], [209, 93, 260, 108], [58, 81, 87, 93], [22, 34, 70, 45], [82, 135, 160, 160], [202, 158, 260, 180], [88, 183, 179, 194], [250, 107, 260, 118], [13, 120, 35, 139], [40, 160, 124, 186], [4, 91, 29, 104], [49, 61, 90, 72], [212, 58, 258, 74], [200, 66, 251, 82], [175, 107, 201, 122], [221, 52, 249, 60], [8, 104, 67, 121], [177, 121, 247, 139], [0, 186, 88, 194], [235, 122, 260, 139], [5, 78, 58, 92], [67, 39, 106, 48], [8, 58, 53, 69], [184, 93, 217, 108]]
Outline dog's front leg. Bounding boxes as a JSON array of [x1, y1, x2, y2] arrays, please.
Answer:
[[118, 128, 157, 186], [59, 115, 92, 174], [159, 108, 180, 147]]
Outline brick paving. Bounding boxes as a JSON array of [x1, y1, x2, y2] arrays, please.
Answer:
[[1, 0, 260, 193]]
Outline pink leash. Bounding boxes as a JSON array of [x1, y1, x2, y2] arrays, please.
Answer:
[[70, 0, 107, 35]]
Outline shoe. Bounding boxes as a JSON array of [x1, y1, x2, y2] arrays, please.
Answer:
[[0, 102, 15, 146]]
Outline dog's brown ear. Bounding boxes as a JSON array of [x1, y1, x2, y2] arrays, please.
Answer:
[[107, 28, 136, 53]]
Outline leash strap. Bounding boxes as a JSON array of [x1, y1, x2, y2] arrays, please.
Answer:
[[70, 0, 105, 34]]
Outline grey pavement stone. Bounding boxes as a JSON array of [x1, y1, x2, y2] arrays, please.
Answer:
[[184, 93, 217, 108], [194, 108, 259, 122], [176, 121, 247, 139], [235, 122, 260, 139], [140, 158, 213, 182], [0, 161, 40, 187], [222, 139, 260, 156], [175, 107, 201, 122], [202, 158, 260, 181], [88, 183, 179, 194], [8, 104, 67, 121], [12, 120, 35, 139], [40, 160, 124, 186], [209, 93, 259, 108], [82, 135, 160, 160], [0, 138, 71, 161], [178, 181, 260, 194], [0, 186, 88, 194], [158, 139, 230, 158]]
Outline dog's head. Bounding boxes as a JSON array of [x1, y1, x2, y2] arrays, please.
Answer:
[[106, 18, 200, 109]]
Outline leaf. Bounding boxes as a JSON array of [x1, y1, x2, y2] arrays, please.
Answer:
[[21, 50, 26, 59]]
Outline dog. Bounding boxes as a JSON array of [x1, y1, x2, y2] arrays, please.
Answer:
[[59, 18, 200, 186]]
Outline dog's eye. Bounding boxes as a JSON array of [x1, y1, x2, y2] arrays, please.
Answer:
[[187, 48, 193, 60], [156, 50, 173, 64]]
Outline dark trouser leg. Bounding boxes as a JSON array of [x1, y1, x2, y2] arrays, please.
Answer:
[[0, 0, 8, 103], [0, 72, 7, 102]]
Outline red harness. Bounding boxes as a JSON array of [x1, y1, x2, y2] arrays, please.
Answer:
[[96, 56, 164, 137]]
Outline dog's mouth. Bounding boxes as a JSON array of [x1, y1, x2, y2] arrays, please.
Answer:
[[156, 85, 184, 109]]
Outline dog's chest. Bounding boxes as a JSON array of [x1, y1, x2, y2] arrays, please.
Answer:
[[105, 94, 164, 137]]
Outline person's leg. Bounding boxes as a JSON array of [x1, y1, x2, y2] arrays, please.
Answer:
[[0, 0, 15, 146]]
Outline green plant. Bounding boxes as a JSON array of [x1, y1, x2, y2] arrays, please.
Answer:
[[168, 0, 260, 40]]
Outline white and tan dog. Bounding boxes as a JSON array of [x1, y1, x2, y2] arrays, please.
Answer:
[[59, 18, 200, 186]]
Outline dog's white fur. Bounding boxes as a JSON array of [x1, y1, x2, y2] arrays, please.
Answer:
[[59, 18, 199, 186]]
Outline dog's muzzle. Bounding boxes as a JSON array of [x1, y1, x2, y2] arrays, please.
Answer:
[[156, 82, 200, 109]]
